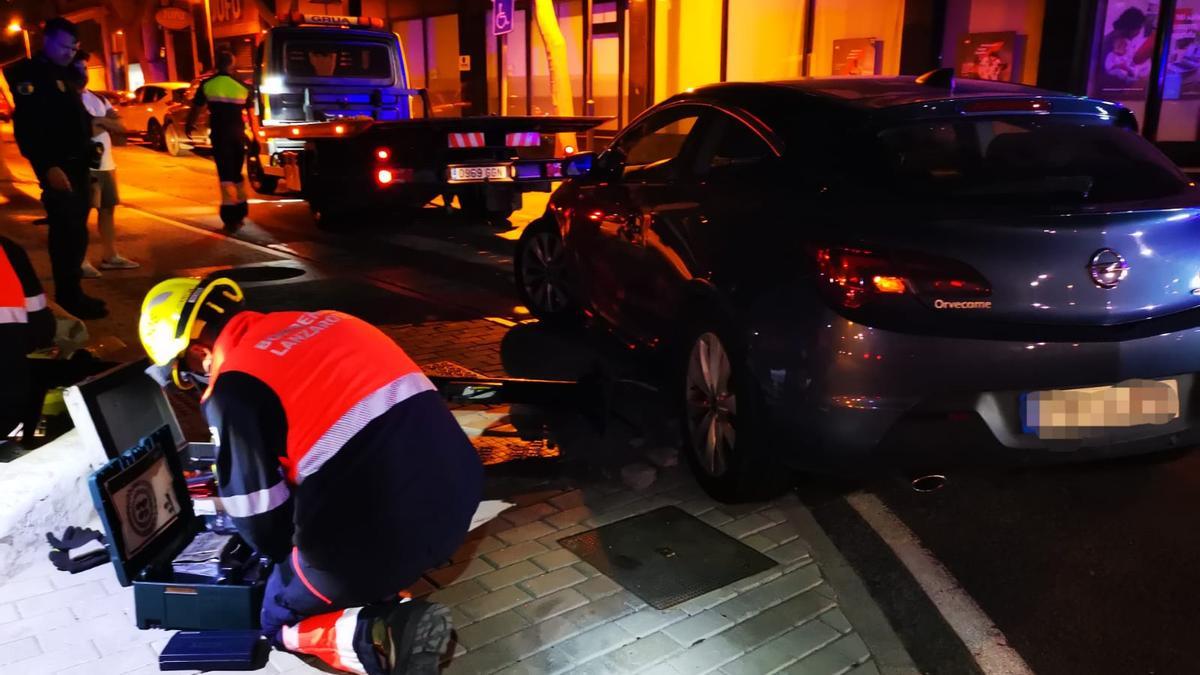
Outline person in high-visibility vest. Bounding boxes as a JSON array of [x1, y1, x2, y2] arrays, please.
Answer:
[[186, 51, 251, 231], [0, 235, 54, 441], [139, 275, 483, 675]]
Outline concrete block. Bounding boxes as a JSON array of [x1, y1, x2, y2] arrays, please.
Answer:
[[729, 567, 784, 594], [554, 622, 636, 664], [663, 633, 744, 674], [789, 633, 871, 674], [501, 503, 560, 527], [0, 603, 17, 625], [720, 514, 775, 540], [493, 647, 574, 675], [846, 659, 882, 675], [545, 506, 595, 531], [679, 498, 718, 516], [573, 562, 600, 578], [663, 609, 734, 647], [721, 620, 843, 675], [621, 462, 658, 491], [0, 607, 74, 645], [453, 535, 505, 563], [427, 557, 497, 588], [718, 590, 835, 657], [57, 644, 158, 675], [0, 636, 42, 666], [456, 609, 532, 650], [766, 540, 812, 566], [616, 608, 688, 638], [514, 587, 589, 624], [674, 586, 738, 616], [496, 522, 557, 546], [741, 534, 776, 553], [819, 608, 854, 635], [714, 565, 823, 624], [530, 548, 580, 572], [548, 490, 586, 511], [575, 574, 623, 600], [4, 641, 101, 674], [484, 541, 551, 569], [757, 506, 788, 524], [14, 581, 107, 618], [698, 509, 733, 528], [478, 561, 543, 591], [759, 521, 801, 546], [518, 567, 587, 598], [539, 524, 588, 550], [459, 586, 534, 622], [558, 592, 639, 633], [0, 577, 54, 605], [604, 631, 683, 671], [429, 579, 489, 607]]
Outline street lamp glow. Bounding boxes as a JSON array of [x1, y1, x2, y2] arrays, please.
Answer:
[[6, 21, 22, 35]]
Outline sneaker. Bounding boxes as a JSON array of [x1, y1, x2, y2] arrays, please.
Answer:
[[80, 261, 102, 278], [58, 294, 108, 320], [361, 601, 451, 675], [99, 256, 139, 270]]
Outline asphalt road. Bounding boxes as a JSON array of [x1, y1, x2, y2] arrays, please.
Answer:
[[31, 142, 1200, 675]]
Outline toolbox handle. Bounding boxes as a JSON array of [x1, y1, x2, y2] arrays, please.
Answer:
[[165, 587, 199, 595]]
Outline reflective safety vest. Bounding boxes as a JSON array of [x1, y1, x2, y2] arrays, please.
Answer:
[[0, 246, 29, 325], [204, 310, 434, 484]]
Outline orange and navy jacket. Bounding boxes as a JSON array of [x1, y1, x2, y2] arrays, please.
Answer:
[[201, 310, 483, 575], [1, 236, 54, 416]]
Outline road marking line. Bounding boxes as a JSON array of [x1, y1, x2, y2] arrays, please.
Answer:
[[845, 491, 1034, 675]]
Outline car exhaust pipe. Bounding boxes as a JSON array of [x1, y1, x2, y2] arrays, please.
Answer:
[[909, 473, 946, 493]]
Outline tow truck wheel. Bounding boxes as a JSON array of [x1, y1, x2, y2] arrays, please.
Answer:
[[515, 217, 580, 324], [248, 158, 279, 195]]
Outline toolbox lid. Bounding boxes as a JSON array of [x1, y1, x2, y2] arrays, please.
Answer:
[[89, 426, 196, 587], [64, 358, 188, 460], [159, 630, 266, 671]]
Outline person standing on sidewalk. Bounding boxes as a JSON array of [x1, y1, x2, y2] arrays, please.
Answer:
[[186, 51, 250, 231], [138, 275, 484, 674], [2, 17, 106, 319], [70, 53, 138, 278]]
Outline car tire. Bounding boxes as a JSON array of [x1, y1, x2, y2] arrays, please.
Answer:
[[514, 217, 581, 324], [146, 120, 164, 151], [163, 123, 184, 157], [677, 318, 792, 503]]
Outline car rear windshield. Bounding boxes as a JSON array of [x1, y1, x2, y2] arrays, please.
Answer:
[[283, 40, 393, 80], [868, 115, 1189, 204]]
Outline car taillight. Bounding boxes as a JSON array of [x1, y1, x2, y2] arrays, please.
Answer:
[[813, 246, 990, 309]]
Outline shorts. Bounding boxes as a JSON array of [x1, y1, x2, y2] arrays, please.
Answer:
[[90, 170, 119, 209]]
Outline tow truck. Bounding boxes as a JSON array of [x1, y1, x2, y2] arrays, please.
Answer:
[[242, 13, 605, 226]]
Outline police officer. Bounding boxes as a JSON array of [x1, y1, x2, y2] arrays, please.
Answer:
[[138, 275, 483, 675], [186, 51, 250, 231], [2, 17, 106, 319]]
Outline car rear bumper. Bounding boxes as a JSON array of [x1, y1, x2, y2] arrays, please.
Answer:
[[752, 303, 1200, 472]]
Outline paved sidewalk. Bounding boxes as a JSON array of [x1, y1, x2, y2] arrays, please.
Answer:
[[0, 465, 901, 675]]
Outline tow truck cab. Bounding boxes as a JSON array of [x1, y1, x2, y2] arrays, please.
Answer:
[[255, 14, 411, 123]]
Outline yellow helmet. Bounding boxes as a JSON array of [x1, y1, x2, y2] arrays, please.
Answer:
[[139, 276, 244, 370]]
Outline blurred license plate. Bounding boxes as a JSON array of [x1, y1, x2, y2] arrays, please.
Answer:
[[1021, 379, 1179, 440], [449, 165, 511, 182]]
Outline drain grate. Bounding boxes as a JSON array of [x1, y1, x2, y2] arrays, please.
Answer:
[[558, 506, 777, 609]]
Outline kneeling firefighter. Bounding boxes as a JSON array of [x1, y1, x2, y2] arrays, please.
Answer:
[[139, 275, 484, 674]]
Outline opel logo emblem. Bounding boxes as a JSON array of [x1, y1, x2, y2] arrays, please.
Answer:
[[1088, 248, 1129, 289]]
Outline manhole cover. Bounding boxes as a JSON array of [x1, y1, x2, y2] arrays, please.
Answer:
[[559, 506, 777, 609]]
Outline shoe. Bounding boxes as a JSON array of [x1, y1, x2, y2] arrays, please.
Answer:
[[361, 601, 452, 675], [80, 261, 102, 278], [58, 294, 108, 320], [98, 256, 139, 270]]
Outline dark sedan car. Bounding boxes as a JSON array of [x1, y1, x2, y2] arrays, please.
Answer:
[[514, 73, 1200, 502]]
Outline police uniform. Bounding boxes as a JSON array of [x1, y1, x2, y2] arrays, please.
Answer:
[[189, 73, 251, 227], [2, 56, 97, 308], [199, 309, 483, 672]]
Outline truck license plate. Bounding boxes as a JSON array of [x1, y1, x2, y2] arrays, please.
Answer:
[[449, 165, 512, 182], [1021, 378, 1179, 439]]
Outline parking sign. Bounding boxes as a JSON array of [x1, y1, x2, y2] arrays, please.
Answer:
[[493, 0, 514, 36]]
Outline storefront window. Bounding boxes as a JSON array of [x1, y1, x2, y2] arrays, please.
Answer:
[[529, 1, 584, 117], [426, 14, 463, 117], [507, 9, 529, 115], [726, 0, 807, 81], [394, 19, 426, 89], [809, 0, 904, 77], [1159, 0, 1200, 142], [942, 0, 1045, 85], [654, 0, 722, 101]]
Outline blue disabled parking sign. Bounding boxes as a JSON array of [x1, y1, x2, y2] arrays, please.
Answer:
[[493, 0, 514, 36]]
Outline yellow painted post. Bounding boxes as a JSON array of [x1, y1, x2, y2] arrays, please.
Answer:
[[532, 0, 579, 154]]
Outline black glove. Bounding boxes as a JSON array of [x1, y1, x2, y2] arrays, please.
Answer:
[[46, 526, 106, 551]]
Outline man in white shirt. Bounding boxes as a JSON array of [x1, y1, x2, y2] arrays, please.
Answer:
[[71, 53, 137, 277]]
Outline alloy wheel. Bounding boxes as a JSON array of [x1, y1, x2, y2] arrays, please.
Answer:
[[521, 230, 570, 314], [164, 124, 181, 156], [685, 332, 737, 477]]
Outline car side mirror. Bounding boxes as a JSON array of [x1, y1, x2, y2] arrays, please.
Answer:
[[564, 151, 597, 177], [593, 150, 626, 178]]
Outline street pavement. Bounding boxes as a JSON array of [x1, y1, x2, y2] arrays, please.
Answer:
[[0, 140, 915, 674]]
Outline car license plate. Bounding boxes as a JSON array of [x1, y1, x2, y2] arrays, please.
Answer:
[[1021, 379, 1179, 440], [448, 164, 511, 182]]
